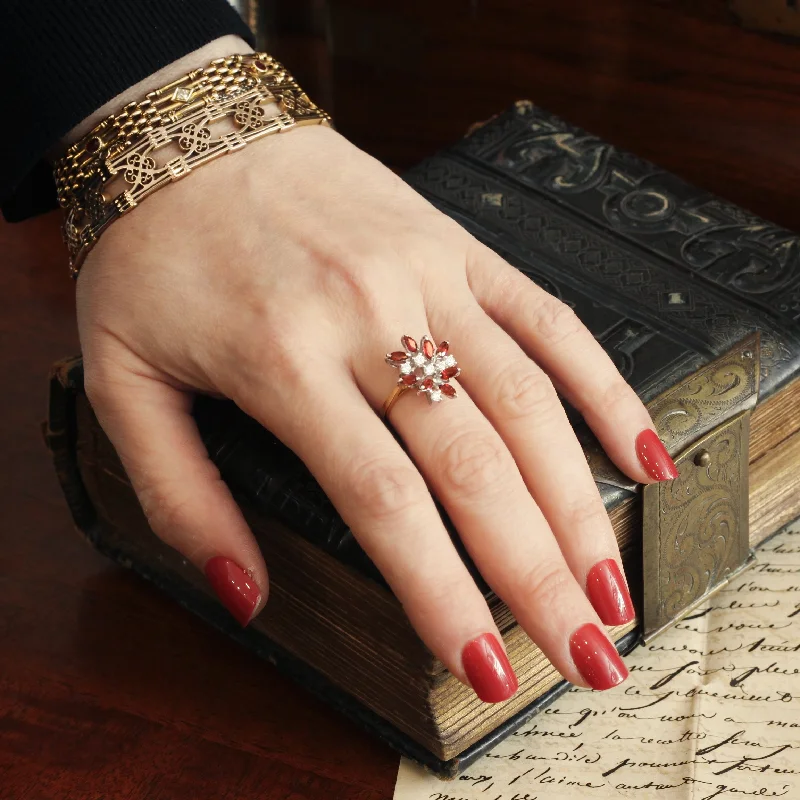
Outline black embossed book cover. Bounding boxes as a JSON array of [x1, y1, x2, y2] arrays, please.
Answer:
[[46, 102, 800, 776]]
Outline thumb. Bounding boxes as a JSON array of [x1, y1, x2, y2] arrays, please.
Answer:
[[85, 369, 268, 627]]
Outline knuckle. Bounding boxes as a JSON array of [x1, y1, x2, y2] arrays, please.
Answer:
[[135, 460, 223, 538], [561, 492, 609, 532], [529, 295, 584, 345], [468, 247, 519, 304], [241, 289, 276, 326], [135, 461, 226, 549], [403, 572, 466, 613], [596, 378, 638, 413], [317, 249, 388, 319], [348, 456, 425, 522], [438, 429, 511, 497], [250, 311, 292, 359], [238, 282, 298, 349], [238, 317, 311, 395], [258, 334, 296, 378], [494, 367, 557, 422], [513, 561, 574, 611], [138, 483, 195, 540]]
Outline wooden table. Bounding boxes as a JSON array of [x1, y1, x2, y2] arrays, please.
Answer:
[[3, 2, 800, 797]]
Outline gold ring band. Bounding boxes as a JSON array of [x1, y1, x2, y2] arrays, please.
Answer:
[[381, 385, 412, 419]]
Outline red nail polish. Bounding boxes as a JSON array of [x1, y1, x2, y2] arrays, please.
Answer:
[[570, 623, 629, 690], [586, 559, 635, 626], [636, 429, 679, 481], [462, 633, 519, 703], [205, 557, 261, 627]]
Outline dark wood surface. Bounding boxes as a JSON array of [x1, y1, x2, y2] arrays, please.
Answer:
[[3, 2, 800, 798]]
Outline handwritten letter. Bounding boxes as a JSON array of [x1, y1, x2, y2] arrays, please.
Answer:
[[395, 522, 800, 800]]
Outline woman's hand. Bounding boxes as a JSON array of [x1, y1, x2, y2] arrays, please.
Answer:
[[76, 114, 677, 701]]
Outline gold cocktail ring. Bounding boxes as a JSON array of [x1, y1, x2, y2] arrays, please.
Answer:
[[381, 335, 460, 419]]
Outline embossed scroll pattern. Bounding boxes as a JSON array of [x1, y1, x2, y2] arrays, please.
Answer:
[[648, 334, 760, 455], [464, 101, 800, 327], [656, 419, 746, 623], [642, 410, 752, 641]]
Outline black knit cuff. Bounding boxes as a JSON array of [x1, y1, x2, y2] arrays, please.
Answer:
[[1, 0, 255, 221]]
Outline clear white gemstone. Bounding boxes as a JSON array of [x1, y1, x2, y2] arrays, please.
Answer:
[[443, 355, 457, 368], [399, 362, 413, 375], [413, 353, 426, 367], [423, 363, 435, 376], [430, 390, 442, 402]]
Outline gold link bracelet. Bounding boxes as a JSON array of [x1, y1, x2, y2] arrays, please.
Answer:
[[55, 53, 331, 276]]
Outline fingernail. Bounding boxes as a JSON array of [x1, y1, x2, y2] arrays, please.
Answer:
[[587, 559, 635, 626], [205, 557, 261, 627], [636, 429, 679, 481], [462, 633, 519, 703], [570, 623, 629, 690]]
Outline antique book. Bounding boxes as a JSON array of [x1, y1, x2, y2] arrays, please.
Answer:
[[46, 101, 800, 778]]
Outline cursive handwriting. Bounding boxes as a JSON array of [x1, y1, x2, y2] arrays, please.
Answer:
[[395, 521, 800, 800]]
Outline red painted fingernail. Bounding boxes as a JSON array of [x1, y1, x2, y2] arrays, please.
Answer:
[[570, 623, 628, 690], [636, 429, 679, 481], [205, 557, 261, 627], [462, 633, 519, 703], [586, 559, 635, 626]]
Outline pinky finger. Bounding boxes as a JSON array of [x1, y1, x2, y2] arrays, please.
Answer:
[[86, 369, 269, 627]]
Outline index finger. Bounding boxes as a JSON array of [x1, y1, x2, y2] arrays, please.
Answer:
[[468, 249, 678, 484]]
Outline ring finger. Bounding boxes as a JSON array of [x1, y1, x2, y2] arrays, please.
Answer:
[[232, 336, 518, 703]]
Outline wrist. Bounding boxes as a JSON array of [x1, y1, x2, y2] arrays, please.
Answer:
[[60, 35, 253, 149], [56, 48, 331, 275]]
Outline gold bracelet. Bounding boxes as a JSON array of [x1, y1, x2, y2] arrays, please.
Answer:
[[55, 53, 331, 276], [55, 53, 328, 208]]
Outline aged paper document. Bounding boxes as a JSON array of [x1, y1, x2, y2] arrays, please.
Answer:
[[395, 521, 800, 800]]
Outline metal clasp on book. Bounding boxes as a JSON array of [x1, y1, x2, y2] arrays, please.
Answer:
[[640, 334, 761, 643]]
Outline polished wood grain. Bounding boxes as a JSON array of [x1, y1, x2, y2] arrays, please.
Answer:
[[326, 0, 800, 230], [3, 1, 800, 797]]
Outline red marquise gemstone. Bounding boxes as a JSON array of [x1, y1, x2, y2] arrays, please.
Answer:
[[400, 373, 417, 386], [437, 341, 450, 356], [442, 366, 460, 380], [420, 378, 434, 390], [389, 351, 408, 362], [441, 384, 456, 397], [422, 338, 435, 358], [402, 335, 418, 353]]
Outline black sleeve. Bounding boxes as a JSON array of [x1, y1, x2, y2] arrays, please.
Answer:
[[1, 0, 255, 222]]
